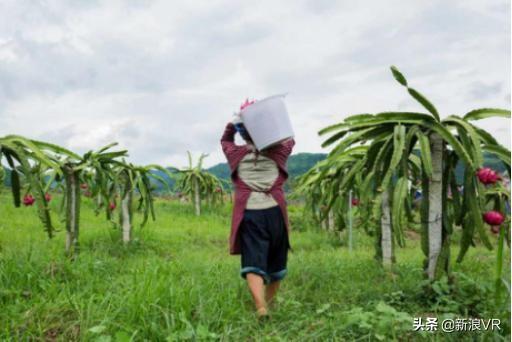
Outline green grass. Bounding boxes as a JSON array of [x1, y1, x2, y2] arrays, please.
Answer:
[[0, 192, 510, 341]]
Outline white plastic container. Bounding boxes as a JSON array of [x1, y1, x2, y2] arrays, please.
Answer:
[[240, 94, 294, 150]]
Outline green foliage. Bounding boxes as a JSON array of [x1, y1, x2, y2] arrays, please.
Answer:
[[464, 108, 511, 121], [312, 66, 510, 276], [417, 131, 432, 177], [287, 205, 315, 232], [416, 273, 508, 319], [0, 136, 173, 253], [391, 177, 408, 247], [110, 163, 175, 229], [295, 147, 366, 231], [390, 66, 440, 122], [174, 152, 225, 214], [0, 137, 57, 237], [340, 302, 413, 340], [407, 87, 440, 121], [0, 196, 509, 340], [390, 65, 408, 86]]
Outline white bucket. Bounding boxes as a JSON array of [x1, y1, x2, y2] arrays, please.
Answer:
[[240, 94, 294, 150]]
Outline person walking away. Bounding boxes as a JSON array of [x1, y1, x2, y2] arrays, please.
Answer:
[[220, 99, 295, 318]]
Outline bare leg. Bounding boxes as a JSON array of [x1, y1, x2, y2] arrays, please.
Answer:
[[246, 273, 267, 316], [266, 280, 280, 305]]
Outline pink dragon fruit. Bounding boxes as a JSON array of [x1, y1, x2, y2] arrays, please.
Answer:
[[23, 194, 35, 206], [476, 168, 500, 185], [483, 211, 504, 226]]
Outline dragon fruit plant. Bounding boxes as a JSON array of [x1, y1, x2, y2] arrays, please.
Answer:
[[105, 163, 174, 243], [318, 66, 510, 281], [0, 135, 62, 238], [175, 152, 224, 216]]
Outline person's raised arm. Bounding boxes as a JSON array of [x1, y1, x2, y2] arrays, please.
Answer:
[[220, 121, 237, 154], [268, 137, 295, 160], [221, 122, 236, 142]]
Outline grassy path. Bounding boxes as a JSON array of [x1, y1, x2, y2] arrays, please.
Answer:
[[0, 196, 509, 340]]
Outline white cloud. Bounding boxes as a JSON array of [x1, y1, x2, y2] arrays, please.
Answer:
[[0, 0, 509, 168]]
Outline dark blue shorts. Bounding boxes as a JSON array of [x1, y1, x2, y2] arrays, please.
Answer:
[[240, 205, 289, 284]]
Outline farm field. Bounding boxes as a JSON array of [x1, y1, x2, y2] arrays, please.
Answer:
[[0, 193, 509, 341], [0, 1, 510, 341]]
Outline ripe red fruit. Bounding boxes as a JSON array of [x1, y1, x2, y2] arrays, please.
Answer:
[[44, 193, 52, 202], [23, 194, 35, 206], [215, 187, 222, 193], [80, 183, 88, 190], [109, 202, 116, 210], [476, 168, 500, 185], [351, 198, 360, 206], [483, 211, 504, 226]]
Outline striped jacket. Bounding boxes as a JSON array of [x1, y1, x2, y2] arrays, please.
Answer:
[[220, 123, 295, 255]]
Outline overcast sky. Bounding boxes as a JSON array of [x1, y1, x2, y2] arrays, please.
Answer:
[[0, 0, 510, 168]]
